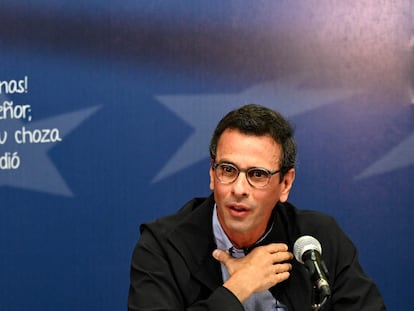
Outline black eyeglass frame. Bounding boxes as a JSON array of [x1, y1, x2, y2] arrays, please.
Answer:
[[212, 162, 282, 188]]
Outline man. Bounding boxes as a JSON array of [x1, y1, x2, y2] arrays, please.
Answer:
[[128, 104, 386, 310]]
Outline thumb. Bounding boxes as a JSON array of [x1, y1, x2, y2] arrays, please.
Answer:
[[212, 249, 232, 264]]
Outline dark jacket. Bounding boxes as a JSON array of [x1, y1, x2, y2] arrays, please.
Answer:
[[128, 195, 386, 310]]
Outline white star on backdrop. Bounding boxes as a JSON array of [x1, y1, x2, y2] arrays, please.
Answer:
[[154, 80, 362, 182], [356, 131, 414, 179], [0, 104, 100, 196]]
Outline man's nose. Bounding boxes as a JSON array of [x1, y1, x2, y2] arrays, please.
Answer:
[[231, 171, 250, 196]]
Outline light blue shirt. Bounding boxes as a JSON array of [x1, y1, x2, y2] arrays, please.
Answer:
[[212, 205, 288, 311]]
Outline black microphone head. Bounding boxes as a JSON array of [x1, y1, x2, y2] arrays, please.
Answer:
[[293, 235, 322, 264]]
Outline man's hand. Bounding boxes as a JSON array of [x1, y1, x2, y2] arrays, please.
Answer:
[[212, 243, 293, 302]]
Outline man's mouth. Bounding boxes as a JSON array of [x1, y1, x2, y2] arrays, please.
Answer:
[[228, 204, 249, 217]]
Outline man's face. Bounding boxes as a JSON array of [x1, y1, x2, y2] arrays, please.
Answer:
[[209, 128, 295, 248]]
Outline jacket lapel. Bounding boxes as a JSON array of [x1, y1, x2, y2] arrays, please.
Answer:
[[258, 202, 314, 311], [168, 195, 223, 291]]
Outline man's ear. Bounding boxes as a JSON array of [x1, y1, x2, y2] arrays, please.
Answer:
[[279, 168, 295, 202], [209, 159, 215, 191]]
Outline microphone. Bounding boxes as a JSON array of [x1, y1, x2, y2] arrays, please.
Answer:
[[293, 236, 331, 300]]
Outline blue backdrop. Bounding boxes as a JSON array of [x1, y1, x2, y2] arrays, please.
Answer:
[[1, 1, 413, 310]]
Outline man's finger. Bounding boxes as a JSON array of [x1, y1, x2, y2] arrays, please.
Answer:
[[264, 243, 289, 253], [212, 249, 231, 264]]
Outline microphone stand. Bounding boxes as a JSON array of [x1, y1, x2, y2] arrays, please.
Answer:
[[311, 286, 329, 311], [306, 255, 330, 310]]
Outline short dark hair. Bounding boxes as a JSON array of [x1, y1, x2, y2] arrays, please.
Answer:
[[209, 104, 296, 180]]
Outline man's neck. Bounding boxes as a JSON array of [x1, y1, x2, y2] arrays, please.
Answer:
[[226, 230, 265, 249]]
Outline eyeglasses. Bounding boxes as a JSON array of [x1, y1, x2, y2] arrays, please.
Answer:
[[212, 162, 282, 188]]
